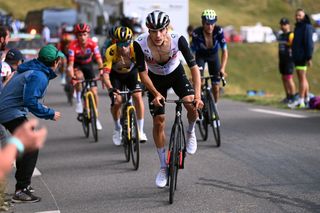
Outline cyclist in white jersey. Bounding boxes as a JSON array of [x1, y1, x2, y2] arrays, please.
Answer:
[[134, 10, 203, 188]]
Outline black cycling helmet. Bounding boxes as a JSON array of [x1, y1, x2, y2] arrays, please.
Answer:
[[146, 10, 170, 30], [114, 26, 133, 42], [108, 26, 118, 39]]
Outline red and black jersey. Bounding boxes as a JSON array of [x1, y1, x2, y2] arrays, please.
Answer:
[[68, 38, 102, 64]]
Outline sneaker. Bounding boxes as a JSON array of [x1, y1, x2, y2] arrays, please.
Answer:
[[112, 128, 122, 146], [139, 132, 147, 143], [96, 119, 102, 130], [26, 185, 35, 193], [186, 131, 197, 154], [11, 188, 41, 203], [155, 168, 168, 188], [288, 100, 306, 109], [75, 102, 83, 113]]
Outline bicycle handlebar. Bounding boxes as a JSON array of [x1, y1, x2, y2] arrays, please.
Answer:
[[201, 74, 227, 87], [118, 89, 143, 95], [164, 99, 202, 120]]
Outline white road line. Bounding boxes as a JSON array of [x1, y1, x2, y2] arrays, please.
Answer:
[[249, 108, 308, 118], [32, 167, 42, 177], [35, 211, 61, 213]]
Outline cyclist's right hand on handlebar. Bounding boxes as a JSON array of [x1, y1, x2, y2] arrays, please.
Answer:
[[152, 94, 165, 107]]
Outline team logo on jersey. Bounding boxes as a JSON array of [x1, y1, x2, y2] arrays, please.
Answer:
[[109, 49, 115, 56], [68, 50, 74, 56], [85, 48, 92, 54]]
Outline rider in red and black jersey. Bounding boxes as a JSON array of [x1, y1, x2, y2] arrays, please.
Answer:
[[67, 23, 104, 130]]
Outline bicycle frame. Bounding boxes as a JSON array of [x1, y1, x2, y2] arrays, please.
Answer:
[[78, 79, 100, 120], [119, 89, 140, 141]]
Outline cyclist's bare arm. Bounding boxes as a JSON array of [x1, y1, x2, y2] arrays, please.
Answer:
[[189, 65, 201, 100], [139, 71, 164, 107], [177, 36, 202, 103], [134, 41, 164, 106], [101, 72, 113, 90], [220, 48, 228, 77]]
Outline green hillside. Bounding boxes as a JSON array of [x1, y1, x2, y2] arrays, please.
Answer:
[[189, 0, 320, 29]]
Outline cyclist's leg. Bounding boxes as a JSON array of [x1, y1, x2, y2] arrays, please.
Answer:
[[148, 72, 169, 171], [127, 68, 146, 136], [82, 62, 99, 107], [171, 64, 197, 129], [109, 72, 122, 130], [74, 66, 84, 109], [207, 54, 221, 102], [171, 64, 197, 154], [295, 61, 309, 104], [195, 56, 205, 77]]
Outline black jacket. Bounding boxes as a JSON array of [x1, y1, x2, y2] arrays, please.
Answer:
[[292, 15, 314, 62]]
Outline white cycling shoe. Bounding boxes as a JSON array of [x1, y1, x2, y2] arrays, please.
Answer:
[[186, 131, 197, 155], [112, 128, 122, 146], [155, 168, 168, 188]]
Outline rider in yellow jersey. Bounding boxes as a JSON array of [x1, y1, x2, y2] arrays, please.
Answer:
[[101, 26, 147, 145]]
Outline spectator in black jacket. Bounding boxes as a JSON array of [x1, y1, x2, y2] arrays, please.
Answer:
[[289, 9, 314, 109]]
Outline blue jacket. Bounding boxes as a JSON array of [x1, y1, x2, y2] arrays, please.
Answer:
[[0, 59, 57, 123], [292, 17, 314, 62]]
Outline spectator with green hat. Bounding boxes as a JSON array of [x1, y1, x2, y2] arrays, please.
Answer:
[[0, 44, 64, 203]]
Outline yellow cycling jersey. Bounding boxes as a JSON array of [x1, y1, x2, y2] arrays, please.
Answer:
[[103, 43, 136, 74]]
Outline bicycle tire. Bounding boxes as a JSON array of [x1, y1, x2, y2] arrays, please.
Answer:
[[81, 108, 90, 138], [129, 108, 140, 170], [169, 123, 180, 204], [207, 92, 221, 147], [196, 94, 209, 141], [89, 96, 98, 142], [122, 117, 130, 162]]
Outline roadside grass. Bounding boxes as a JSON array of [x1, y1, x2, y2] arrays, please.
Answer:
[[189, 0, 320, 29]]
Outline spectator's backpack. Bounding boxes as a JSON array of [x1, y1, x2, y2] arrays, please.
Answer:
[[309, 96, 320, 109]]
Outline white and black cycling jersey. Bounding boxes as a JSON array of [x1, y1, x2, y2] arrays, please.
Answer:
[[134, 32, 196, 75]]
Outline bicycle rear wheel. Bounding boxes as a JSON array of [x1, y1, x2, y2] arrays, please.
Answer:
[[207, 92, 221, 147], [196, 95, 209, 141], [168, 124, 180, 204], [129, 108, 140, 170], [89, 96, 98, 142]]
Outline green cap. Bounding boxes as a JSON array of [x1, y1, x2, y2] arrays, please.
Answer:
[[38, 44, 65, 63]]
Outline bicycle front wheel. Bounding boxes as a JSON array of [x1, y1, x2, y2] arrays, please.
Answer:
[[168, 124, 180, 204], [122, 117, 130, 162], [196, 96, 209, 141], [82, 108, 90, 138], [208, 92, 221, 147], [129, 108, 140, 170], [89, 96, 98, 142]]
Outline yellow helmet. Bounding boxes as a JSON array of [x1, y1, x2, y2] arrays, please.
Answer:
[[114, 26, 133, 42], [201, 9, 217, 24]]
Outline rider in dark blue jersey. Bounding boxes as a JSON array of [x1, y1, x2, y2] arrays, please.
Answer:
[[191, 9, 228, 102]]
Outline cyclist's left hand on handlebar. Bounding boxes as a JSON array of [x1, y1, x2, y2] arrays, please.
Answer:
[[194, 98, 204, 109], [152, 94, 165, 107], [220, 68, 227, 78]]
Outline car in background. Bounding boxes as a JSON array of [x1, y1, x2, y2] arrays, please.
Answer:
[[6, 34, 45, 61], [25, 8, 77, 40], [17, 38, 45, 61]]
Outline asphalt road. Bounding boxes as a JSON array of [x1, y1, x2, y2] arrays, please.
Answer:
[[6, 78, 320, 213]]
